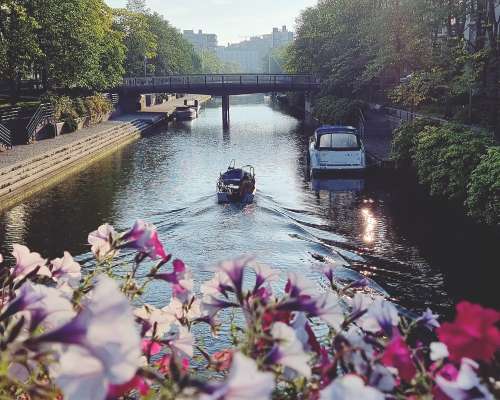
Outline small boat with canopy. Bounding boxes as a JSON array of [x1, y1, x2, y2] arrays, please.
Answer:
[[217, 160, 256, 204]]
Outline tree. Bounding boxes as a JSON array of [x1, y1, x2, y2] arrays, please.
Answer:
[[0, 1, 40, 100], [113, 8, 157, 77]]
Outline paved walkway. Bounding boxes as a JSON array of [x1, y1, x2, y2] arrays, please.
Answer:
[[363, 109, 395, 161]]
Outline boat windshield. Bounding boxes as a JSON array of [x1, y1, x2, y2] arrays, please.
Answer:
[[318, 133, 360, 150]]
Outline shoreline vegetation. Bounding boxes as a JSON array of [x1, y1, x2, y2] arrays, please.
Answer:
[[284, 0, 499, 227]]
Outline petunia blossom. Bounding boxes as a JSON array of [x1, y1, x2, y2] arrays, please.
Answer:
[[430, 342, 450, 362], [381, 335, 416, 382], [357, 297, 399, 336], [122, 220, 169, 260], [10, 244, 50, 281], [437, 301, 500, 363], [134, 304, 176, 337], [36, 276, 141, 400], [249, 261, 280, 290], [167, 326, 194, 358], [267, 322, 311, 378], [50, 252, 81, 288], [319, 374, 385, 400], [435, 358, 494, 400], [218, 256, 255, 299], [88, 224, 117, 261], [201, 353, 275, 400], [417, 308, 440, 330]]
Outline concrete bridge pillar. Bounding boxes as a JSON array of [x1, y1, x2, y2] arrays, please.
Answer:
[[118, 92, 141, 113], [222, 95, 230, 129], [304, 92, 314, 125]]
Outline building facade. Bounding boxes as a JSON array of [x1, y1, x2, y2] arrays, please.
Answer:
[[183, 30, 218, 53]]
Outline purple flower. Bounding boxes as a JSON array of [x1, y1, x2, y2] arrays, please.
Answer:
[[267, 322, 311, 378], [122, 220, 170, 260], [88, 224, 117, 261], [249, 262, 279, 291], [218, 256, 254, 299], [357, 297, 399, 336], [417, 308, 440, 330], [10, 244, 50, 281]]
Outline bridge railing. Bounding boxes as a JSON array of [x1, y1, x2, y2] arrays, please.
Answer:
[[122, 74, 320, 88]]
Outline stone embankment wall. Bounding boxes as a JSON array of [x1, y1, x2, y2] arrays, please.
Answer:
[[0, 118, 160, 211]]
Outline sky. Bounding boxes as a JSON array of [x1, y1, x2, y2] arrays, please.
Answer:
[[105, 0, 317, 45]]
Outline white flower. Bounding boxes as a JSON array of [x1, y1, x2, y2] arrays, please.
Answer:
[[349, 292, 375, 316], [320, 375, 385, 400], [435, 358, 494, 400], [168, 325, 194, 358], [163, 297, 201, 325], [430, 342, 449, 361], [201, 353, 275, 400], [88, 224, 117, 260], [290, 312, 310, 350], [51, 252, 81, 288], [10, 244, 50, 281], [271, 322, 311, 378], [357, 297, 399, 334], [47, 276, 141, 400], [313, 292, 345, 330], [201, 271, 233, 297], [135, 304, 176, 337]]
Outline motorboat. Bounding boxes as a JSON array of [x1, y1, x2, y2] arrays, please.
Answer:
[[308, 125, 366, 176], [173, 106, 197, 121], [217, 161, 256, 204]]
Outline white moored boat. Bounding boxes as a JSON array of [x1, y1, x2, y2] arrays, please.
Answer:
[[173, 106, 197, 121], [217, 161, 256, 204], [308, 125, 366, 176]]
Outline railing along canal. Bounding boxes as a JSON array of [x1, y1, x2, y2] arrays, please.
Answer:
[[26, 103, 54, 143]]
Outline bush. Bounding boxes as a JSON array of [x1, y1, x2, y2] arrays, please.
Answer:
[[84, 95, 113, 120], [313, 96, 364, 125], [414, 124, 495, 201], [48, 96, 78, 122], [391, 119, 439, 167], [466, 147, 500, 225], [73, 97, 88, 118], [63, 116, 78, 133]]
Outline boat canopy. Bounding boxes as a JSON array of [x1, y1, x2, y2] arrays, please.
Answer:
[[313, 126, 360, 150]]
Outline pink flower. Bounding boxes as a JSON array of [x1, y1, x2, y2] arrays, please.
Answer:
[[10, 244, 50, 281], [211, 350, 234, 372], [141, 339, 162, 357], [122, 220, 169, 260], [437, 301, 500, 363], [381, 336, 416, 382]]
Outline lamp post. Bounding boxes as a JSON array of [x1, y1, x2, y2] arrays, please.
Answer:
[[144, 56, 147, 78]]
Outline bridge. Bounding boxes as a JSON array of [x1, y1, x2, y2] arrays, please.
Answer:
[[118, 74, 320, 127]]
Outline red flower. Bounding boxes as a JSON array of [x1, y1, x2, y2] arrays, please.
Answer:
[[211, 350, 234, 371], [437, 301, 500, 363], [381, 336, 417, 382], [141, 339, 162, 357]]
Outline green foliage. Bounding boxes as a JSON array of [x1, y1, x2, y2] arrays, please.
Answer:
[[73, 98, 88, 118], [84, 95, 113, 118], [391, 119, 440, 167], [466, 147, 500, 226], [63, 115, 78, 133], [414, 124, 495, 201], [313, 96, 363, 125]]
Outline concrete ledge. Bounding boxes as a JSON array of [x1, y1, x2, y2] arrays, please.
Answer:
[[0, 117, 163, 212]]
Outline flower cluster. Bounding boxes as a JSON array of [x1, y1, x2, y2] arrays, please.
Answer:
[[0, 221, 499, 399]]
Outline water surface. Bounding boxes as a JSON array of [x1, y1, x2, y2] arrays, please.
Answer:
[[1, 95, 498, 316]]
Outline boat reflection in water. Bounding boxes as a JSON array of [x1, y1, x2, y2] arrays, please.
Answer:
[[311, 177, 365, 193]]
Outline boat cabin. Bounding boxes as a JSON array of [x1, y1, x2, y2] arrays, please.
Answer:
[[311, 126, 361, 151]]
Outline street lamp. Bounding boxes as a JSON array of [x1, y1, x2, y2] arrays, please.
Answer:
[[144, 56, 147, 78]]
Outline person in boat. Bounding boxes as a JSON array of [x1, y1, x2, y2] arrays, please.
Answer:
[[239, 173, 254, 197]]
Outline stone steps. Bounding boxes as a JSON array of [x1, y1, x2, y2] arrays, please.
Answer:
[[0, 118, 157, 208]]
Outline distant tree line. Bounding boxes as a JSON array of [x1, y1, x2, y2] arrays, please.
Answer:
[[0, 0, 232, 101], [286, 0, 500, 138]]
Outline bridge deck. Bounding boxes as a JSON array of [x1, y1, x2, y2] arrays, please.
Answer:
[[120, 74, 320, 95]]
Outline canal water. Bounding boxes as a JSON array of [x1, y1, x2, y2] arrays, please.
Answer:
[[0, 95, 498, 316]]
